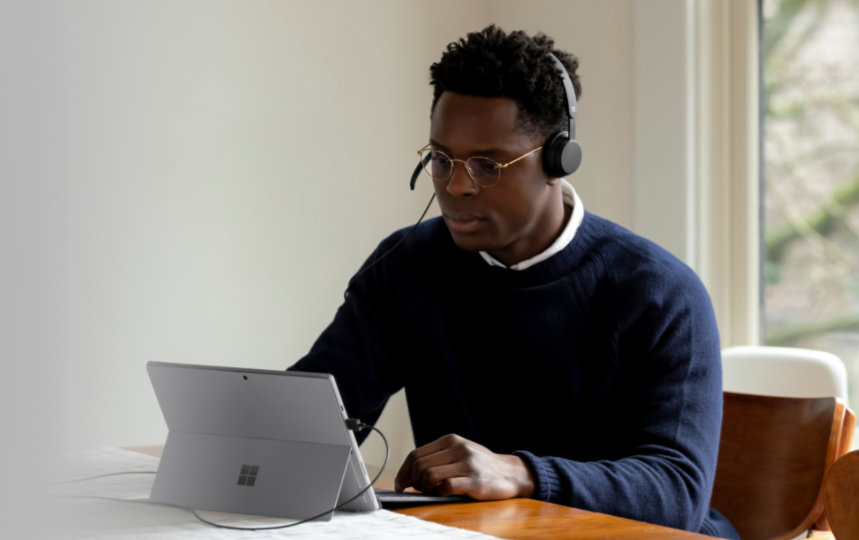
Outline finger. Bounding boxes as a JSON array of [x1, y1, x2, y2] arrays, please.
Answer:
[[394, 435, 462, 491], [395, 446, 459, 492], [435, 475, 483, 498], [409, 434, 463, 460], [414, 461, 470, 494], [394, 454, 415, 492]]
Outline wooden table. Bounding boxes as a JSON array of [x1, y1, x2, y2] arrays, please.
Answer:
[[397, 498, 714, 539], [129, 446, 714, 539]]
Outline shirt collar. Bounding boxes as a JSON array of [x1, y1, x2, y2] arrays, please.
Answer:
[[479, 179, 584, 271]]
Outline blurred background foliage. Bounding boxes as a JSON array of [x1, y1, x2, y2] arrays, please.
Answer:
[[762, 0, 859, 398]]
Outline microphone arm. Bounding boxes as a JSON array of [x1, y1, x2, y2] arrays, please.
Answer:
[[410, 154, 431, 191]]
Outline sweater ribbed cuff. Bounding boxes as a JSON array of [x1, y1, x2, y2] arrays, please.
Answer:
[[513, 450, 560, 502]]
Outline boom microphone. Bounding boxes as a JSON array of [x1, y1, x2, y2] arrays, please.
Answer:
[[409, 160, 423, 190]]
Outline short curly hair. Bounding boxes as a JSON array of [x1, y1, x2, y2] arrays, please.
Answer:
[[429, 25, 581, 140]]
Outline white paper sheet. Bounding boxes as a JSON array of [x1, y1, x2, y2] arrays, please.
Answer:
[[44, 447, 499, 539]]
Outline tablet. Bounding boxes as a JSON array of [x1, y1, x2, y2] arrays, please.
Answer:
[[146, 361, 379, 520]]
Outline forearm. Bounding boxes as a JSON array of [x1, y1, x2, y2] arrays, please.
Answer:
[[515, 450, 710, 531]]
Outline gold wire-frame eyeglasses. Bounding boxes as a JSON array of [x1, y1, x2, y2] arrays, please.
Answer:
[[416, 143, 543, 188]]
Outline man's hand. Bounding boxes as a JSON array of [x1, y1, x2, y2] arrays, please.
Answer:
[[393, 434, 535, 500]]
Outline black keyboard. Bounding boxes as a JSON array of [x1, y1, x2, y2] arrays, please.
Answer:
[[374, 488, 470, 508]]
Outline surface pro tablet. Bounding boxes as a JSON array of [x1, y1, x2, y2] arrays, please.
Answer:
[[146, 361, 380, 521]]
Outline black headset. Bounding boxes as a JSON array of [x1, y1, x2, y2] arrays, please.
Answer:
[[542, 52, 582, 178], [410, 52, 581, 190]]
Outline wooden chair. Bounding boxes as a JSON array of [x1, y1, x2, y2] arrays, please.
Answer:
[[710, 392, 855, 540], [824, 450, 859, 540]]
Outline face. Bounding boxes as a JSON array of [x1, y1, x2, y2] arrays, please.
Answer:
[[429, 92, 565, 266]]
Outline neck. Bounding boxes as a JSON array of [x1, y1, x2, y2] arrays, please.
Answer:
[[488, 188, 570, 267]]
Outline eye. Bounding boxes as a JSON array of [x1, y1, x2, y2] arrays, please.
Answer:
[[471, 157, 500, 175], [431, 151, 451, 167], [425, 150, 453, 179]]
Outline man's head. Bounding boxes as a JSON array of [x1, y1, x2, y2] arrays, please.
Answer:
[[430, 25, 581, 142], [424, 26, 581, 266]]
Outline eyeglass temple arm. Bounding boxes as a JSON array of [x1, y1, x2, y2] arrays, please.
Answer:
[[497, 146, 543, 169]]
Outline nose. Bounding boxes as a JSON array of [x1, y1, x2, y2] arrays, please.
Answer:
[[446, 162, 479, 197]]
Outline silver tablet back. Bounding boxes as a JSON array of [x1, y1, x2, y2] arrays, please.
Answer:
[[147, 362, 379, 520]]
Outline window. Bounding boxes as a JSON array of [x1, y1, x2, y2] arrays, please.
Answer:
[[762, 0, 859, 402]]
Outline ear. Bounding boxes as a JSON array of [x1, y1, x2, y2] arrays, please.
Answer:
[[546, 176, 562, 186]]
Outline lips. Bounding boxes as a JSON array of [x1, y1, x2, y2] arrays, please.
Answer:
[[443, 212, 485, 234]]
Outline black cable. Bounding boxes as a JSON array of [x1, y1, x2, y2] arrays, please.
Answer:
[[60, 420, 389, 532], [345, 193, 435, 299]]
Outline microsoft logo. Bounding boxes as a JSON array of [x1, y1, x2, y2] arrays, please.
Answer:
[[237, 464, 259, 487]]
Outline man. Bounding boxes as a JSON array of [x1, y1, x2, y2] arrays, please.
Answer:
[[290, 26, 738, 538]]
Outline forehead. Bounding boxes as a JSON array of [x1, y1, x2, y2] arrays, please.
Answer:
[[430, 92, 531, 154]]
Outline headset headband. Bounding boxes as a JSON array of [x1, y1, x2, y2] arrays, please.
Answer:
[[547, 53, 576, 140]]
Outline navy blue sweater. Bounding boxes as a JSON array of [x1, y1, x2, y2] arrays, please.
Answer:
[[291, 213, 738, 538]]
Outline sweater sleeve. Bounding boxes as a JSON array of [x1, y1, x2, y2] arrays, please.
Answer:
[[515, 260, 724, 534], [288, 236, 406, 438]]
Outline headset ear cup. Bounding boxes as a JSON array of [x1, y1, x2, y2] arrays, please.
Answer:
[[561, 138, 582, 175], [542, 131, 581, 178]]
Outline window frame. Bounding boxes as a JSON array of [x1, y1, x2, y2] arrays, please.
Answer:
[[632, 0, 761, 346]]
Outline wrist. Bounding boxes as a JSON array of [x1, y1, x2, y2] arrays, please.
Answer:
[[508, 454, 536, 498]]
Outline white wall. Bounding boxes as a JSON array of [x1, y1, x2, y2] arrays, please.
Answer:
[[5, 0, 712, 474], [488, 0, 635, 230]]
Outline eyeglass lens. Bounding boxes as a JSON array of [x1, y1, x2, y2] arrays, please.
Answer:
[[419, 149, 500, 187]]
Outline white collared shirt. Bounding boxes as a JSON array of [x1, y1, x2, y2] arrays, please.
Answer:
[[479, 179, 584, 271]]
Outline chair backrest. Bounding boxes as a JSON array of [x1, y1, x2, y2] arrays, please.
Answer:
[[721, 345, 848, 401], [824, 450, 859, 540], [711, 392, 854, 540]]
